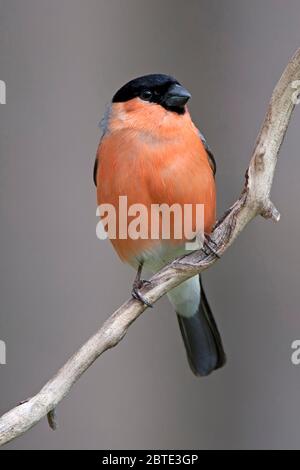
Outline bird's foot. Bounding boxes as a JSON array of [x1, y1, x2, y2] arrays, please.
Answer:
[[132, 279, 153, 307], [203, 234, 220, 258]]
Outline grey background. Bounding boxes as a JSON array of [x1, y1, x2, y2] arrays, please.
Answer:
[[0, 0, 300, 450]]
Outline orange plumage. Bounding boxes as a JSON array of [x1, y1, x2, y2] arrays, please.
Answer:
[[96, 98, 216, 263]]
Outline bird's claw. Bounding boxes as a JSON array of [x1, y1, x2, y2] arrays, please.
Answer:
[[203, 234, 220, 258], [132, 280, 153, 307]]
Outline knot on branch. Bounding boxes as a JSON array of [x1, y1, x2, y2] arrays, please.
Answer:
[[291, 80, 300, 105], [254, 145, 266, 172], [47, 409, 57, 430], [261, 201, 281, 222]]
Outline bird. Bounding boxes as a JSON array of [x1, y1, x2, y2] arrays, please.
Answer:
[[94, 74, 226, 376]]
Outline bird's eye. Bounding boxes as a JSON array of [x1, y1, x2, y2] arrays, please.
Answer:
[[140, 90, 152, 101]]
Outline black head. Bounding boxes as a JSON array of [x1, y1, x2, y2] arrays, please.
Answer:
[[112, 74, 191, 115]]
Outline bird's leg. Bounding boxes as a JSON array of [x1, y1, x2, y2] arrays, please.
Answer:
[[131, 263, 153, 308], [203, 233, 220, 258]]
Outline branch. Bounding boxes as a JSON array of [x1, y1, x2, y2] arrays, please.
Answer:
[[1, 48, 300, 447]]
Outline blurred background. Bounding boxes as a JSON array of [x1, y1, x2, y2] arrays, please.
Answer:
[[1, 0, 300, 450]]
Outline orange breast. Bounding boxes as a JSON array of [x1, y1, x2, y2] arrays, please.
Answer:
[[96, 101, 216, 263]]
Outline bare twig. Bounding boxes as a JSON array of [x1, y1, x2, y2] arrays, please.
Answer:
[[47, 409, 58, 431], [0, 48, 300, 447]]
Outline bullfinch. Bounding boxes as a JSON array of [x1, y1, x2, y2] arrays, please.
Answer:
[[94, 74, 226, 376]]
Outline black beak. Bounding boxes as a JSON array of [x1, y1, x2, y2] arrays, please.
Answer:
[[163, 83, 191, 107]]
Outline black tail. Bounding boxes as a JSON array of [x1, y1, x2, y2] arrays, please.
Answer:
[[177, 276, 226, 376]]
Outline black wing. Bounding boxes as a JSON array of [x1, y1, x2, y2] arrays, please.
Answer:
[[93, 157, 98, 187], [93, 105, 112, 187], [198, 130, 216, 176]]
